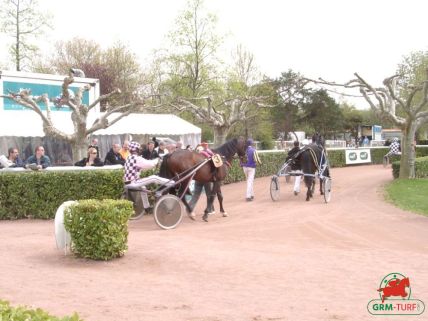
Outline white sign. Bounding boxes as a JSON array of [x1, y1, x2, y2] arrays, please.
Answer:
[[345, 149, 372, 165]]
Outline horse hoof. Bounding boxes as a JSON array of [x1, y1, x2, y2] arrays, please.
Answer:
[[222, 212, 228, 217], [202, 214, 208, 222], [208, 210, 215, 215], [188, 212, 196, 220], [294, 191, 299, 196]]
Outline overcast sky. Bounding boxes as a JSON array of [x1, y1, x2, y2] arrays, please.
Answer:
[[2, 0, 428, 108]]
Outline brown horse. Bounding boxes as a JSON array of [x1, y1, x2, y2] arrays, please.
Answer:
[[159, 137, 247, 221]]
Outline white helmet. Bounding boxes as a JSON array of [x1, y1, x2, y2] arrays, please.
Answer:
[[392, 137, 399, 142]]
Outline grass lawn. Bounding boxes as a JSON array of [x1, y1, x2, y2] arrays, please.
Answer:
[[385, 179, 428, 216]]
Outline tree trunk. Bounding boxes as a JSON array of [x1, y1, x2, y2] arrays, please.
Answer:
[[71, 138, 89, 163], [213, 126, 230, 147], [399, 122, 417, 179]]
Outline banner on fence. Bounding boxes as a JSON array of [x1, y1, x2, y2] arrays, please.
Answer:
[[345, 149, 371, 165]]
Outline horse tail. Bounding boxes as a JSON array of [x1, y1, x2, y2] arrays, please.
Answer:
[[301, 150, 314, 188], [159, 154, 172, 178]]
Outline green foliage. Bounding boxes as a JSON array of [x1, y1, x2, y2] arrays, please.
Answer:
[[0, 170, 124, 220], [0, 0, 52, 71], [64, 199, 133, 260], [385, 179, 428, 216], [0, 299, 82, 321], [392, 156, 428, 179], [1, 147, 427, 220], [300, 89, 344, 136]]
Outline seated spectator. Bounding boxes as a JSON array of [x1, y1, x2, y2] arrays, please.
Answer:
[[167, 143, 177, 154], [0, 147, 24, 168], [75, 147, 104, 167], [104, 143, 125, 165], [88, 138, 100, 156], [25, 146, 51, 170], [119, 140, 130, 160], [142, 141, 159, 160]]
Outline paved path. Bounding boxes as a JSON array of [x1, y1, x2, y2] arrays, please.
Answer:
[[1, 165, 427, 321]]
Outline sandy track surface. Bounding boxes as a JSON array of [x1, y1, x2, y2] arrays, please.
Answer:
[[1, 164, 427, 321]]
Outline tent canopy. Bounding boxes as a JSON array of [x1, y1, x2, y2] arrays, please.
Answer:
[[0, 111, 200, 137]]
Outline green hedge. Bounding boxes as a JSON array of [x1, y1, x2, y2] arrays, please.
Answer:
[[392, 156, 428, 179], [0, 300, 82, 321], [1, 146, 427, 220], [0, 170, 124, 220], [64, 199, 133, 260]]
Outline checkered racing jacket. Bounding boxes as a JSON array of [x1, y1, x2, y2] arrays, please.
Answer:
[[386, 141, 400, 156], [123, 154, 158, 183]]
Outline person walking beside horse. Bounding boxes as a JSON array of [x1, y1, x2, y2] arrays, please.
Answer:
[[240, 139, 262, 201]]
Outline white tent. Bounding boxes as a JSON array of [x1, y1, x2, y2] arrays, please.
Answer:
[[95, 113, 201, 147], [0, 111, 201, 164]]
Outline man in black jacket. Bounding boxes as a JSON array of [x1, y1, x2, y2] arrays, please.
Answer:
[[142, 141, 159, 160], [104, 143, 125, 165]]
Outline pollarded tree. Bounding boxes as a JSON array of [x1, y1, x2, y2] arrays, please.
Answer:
[[152, 0, 273, 145], [309, 70, 428, 178], [0, 0, 52, 71], [0, 72, 149, 161]]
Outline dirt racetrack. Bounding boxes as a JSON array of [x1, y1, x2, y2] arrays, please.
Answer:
[[1, 164, 428, 321]]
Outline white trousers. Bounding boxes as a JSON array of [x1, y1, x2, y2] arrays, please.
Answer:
[[243, 166, 256, 198]]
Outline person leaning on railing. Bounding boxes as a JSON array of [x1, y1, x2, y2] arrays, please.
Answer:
[[74, 147, 104, 167], [25, 146, 51, 170]]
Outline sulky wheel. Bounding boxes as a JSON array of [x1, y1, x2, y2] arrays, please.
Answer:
[[270, 175, 281, 201], [322, 177, 332, 203], [153, 194, 184, 229]]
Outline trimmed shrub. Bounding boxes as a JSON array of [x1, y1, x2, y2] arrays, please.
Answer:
[[392, 156, 428, 179], [0, 300, 82, 321], [64, 199, 133, 260]]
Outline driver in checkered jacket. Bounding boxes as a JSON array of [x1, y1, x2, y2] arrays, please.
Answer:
[[384, 137, 401, 158]]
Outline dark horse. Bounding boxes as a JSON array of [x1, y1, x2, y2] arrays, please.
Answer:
[[298, 133, 330, 201], [159, 137, 247, 221]]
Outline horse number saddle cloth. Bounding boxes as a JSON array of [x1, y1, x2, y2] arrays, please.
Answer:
[[211, 154, 223, 168]]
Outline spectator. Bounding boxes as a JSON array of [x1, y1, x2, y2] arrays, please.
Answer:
[[0, 147, 24, 168], [75, 147, 104, 167], [104, 143, 125, 165], [25, 146, 51, 170], [240, 139, 262, 201], [152, 136, 159, 149], [362, 136, 369, 147], [142, 141, 159, 160], [167, 143, 177, 154], [157, 141, 169, 159], [185, 145, 193, 151], [89, 138, 100, 156], [119, 140, 130, 160]]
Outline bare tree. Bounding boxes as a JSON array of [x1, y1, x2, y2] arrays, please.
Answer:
[[307, 72, 428, 178], [0, 0, 52, 71], [0, 72, 150, 161]]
